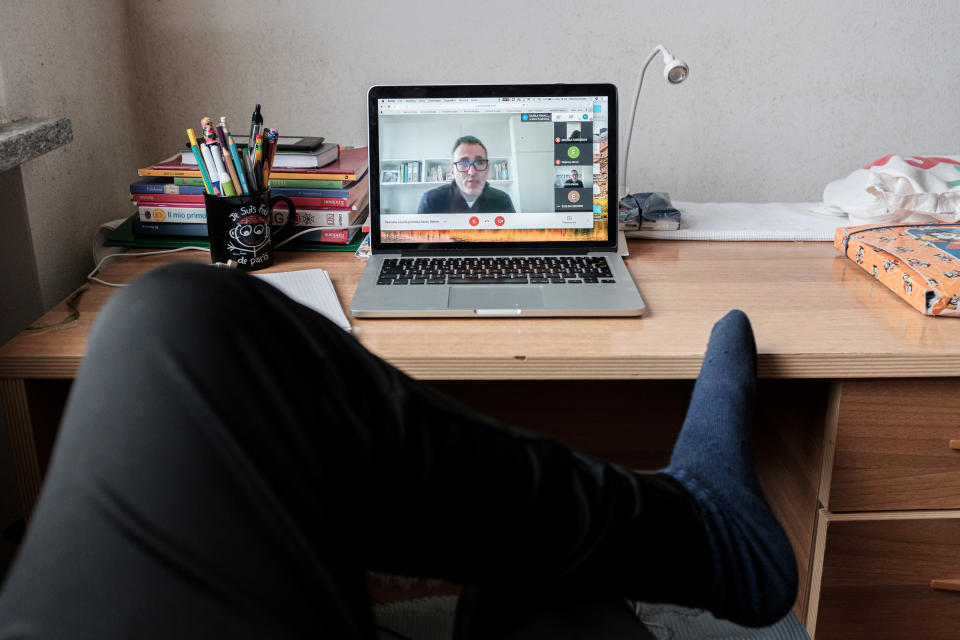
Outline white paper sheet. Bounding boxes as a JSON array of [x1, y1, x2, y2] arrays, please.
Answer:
[[254, 268, 351, 332]]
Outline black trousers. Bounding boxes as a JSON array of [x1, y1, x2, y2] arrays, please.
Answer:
[[0, 264, 711, 639]]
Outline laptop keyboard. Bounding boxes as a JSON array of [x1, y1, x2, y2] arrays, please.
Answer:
[[377, 256, 616, 285]]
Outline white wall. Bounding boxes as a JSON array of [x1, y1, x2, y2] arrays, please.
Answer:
[[1, 0, 143, 309], [129, 0, 960, 205]]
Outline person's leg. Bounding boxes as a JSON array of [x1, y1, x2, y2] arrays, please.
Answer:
[[661, 310, 798, 626], [0, 264, 794, 639], [2, 263, 671, 639], [450, 311, 798, 635], [0, 263, 385, 639]]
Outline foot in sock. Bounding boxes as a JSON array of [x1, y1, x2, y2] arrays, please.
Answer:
[[661, 309, 798, 627]]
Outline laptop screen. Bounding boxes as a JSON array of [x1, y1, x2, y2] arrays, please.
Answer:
[[368, 84, 617, 250]]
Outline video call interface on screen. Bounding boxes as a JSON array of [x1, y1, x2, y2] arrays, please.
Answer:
[[376, 95, 610, 243]]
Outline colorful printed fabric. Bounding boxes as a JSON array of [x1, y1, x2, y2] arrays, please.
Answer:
[[835, 223, 960, 316]]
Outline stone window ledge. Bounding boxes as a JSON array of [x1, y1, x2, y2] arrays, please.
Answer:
[[0, 118, 72, 173]]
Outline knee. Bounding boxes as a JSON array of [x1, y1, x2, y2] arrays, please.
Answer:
[[117, 262, 238, 316], [92, 263, 254, 349], [92, 262, 346, 363]]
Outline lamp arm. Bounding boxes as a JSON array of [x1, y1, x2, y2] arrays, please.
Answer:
[[621, 45, 664, 197]]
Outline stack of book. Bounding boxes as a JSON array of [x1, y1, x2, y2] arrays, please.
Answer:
[[131, 146, 370, 246], [182, 137, 339, 169]]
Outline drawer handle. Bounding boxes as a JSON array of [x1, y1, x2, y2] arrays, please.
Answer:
[[950, 440, 960, 451], [931, 578, 960, 592]]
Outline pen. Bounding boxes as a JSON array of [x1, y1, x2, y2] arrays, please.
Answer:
[[186, 128, 215, 195], [210, 141, 237, 196], [254, 133, 264, 192], [202, 117, 236, 196], [220, 117, 250, 195], [241, 152, 257, 193], [198, 141, 221, 195], [248, 104, 262, 167], [260, 129, 269, 190], [263, 128, 278, 189], [215, 123, 243, 196]]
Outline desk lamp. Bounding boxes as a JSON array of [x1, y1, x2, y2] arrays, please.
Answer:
[[620, 44, 689, 197]]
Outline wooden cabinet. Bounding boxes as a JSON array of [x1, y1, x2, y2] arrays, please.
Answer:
[[810, 512, 960, 639], [826, 379, 960, 511], [807, 379, 960, 638]]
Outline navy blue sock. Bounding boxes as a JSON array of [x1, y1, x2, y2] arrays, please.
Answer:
[[661, 310, 797, 627]]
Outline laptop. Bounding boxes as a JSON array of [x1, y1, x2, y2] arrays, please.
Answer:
[[350, 83, 646, 317]]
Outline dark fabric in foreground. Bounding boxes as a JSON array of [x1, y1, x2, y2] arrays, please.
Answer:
[[0, 264, 793, 638]]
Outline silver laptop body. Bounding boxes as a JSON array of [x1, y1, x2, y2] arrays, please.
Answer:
[[350, 83, 645, 318]]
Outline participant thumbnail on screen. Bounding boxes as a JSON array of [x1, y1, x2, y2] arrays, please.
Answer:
[[555, 166, 592, 189]]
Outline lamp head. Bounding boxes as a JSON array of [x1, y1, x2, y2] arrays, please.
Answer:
[[660, 49, 689, 84]]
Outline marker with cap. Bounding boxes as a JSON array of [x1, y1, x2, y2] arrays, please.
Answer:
[[210, 145, 236, 196], [202, 117, 236, 196], [198, 141, 221, 195], [186, 128, 216, 195], [220, 116, 250, 195], [215, 123, 243, 196]]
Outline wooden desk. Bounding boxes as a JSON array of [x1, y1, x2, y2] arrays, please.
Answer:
[[3, 240, 960, 638]]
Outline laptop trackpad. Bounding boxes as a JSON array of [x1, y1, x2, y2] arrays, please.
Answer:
[[448, 286, 544, 310]]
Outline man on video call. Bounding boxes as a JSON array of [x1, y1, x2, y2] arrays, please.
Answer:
[[564, 169, 584, 188], [417, 135, 516, 214]]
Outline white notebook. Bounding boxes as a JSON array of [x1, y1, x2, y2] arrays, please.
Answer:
[[254, 268, 351, 332]]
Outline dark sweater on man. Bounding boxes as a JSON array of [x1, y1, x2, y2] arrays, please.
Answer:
[[417, 181, 516, 214]]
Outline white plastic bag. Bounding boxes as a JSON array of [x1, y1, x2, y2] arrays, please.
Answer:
[[815, 155, 960, 224]]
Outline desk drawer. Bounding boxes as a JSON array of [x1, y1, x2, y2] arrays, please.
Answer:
[[827, 379, 960, 511], [811, 511, 960, 639]]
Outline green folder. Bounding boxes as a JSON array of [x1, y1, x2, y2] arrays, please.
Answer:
[[105, 215, 366, 253]]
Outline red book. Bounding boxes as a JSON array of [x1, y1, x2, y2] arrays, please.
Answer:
[[271, 147, 368, 180], [131, 192, 364, 209], [132, 192, 204, 205], [138, 155, 203, 178], [140, 147, 368, 181]]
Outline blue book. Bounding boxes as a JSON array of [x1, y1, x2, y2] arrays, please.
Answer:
[[132, 219, 207, 237], [130, 177, 207, 195], [270, 186, 352, 199]]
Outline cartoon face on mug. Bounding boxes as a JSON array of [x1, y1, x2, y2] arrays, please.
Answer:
[[229, 213, 269, 251]]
